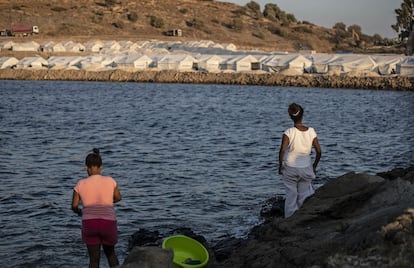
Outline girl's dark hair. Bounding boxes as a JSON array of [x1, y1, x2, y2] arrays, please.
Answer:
[[85, 148, 102, 168], [288, 103, 304, 122]]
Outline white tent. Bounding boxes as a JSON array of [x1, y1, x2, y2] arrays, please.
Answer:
[[61, 41, 85, 52], [157, 54, 197, 71], [118, 41, 133, 49], [0, 41, 14, 50], [101, 41, 121, 53], [396, 56, 414, 76], [262, 54, 312, 74], [221, 55, 260, 72], [41, 41, 66, 53], [371, 55, 404, 75], [16, 57, 48, 69], [195, 55, 223, 72], [77, 56, 114, 71], [47, 56, 83, 69], [222, 43, 237, 51], [113, 55, 153, 70], [328, 54, 377, 73], [12, 41, 40, 52], [85, 40, 104, 53], [0, 57, 18, 69], [309, 54, 339, 74]]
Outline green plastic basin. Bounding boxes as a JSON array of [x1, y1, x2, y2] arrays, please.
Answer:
[[162, 235, 209, 268]]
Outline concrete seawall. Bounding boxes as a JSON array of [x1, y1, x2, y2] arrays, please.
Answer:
[[0, 69, 413, 91]]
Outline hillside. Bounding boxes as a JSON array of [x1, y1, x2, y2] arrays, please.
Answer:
[[0, 0, 400, 53]]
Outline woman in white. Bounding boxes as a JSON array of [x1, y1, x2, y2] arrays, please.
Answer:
[[279, 103, 322, 218]]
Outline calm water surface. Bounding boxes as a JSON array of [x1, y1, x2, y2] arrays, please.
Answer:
[[0, 81, 413, 267]]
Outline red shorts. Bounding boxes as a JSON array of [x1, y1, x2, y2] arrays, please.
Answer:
[[82, 219, 118, 246]]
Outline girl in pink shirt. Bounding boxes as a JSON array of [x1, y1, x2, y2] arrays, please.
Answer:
[[72, 148, 122, 268]]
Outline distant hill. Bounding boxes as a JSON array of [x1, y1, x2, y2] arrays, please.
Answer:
[[0, 0, 403, 53]]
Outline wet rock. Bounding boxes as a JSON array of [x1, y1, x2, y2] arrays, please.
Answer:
[[218, 166, 414, 268], [123, 167, 414, 267], [128, 229, 161, 249], [122, 246, 173, 268]]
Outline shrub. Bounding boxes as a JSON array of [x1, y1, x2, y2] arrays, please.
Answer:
[[112, 20, 124, 29], [105, 0, 117, 6], [127, 12, 138, 22], [333, 22, 346, 31], [252, 31, 265, 39], [233, 7, 247, 16], [231, 18, 244, 32], [246, 1, 262, 19], [211, 18, 219, 24], [286, 13, 297, 23], [51, 6, 67, 12], [179, 8, 188, 14], [268, 25, 288, 37], [12, 4, 22, 10], [94, 10, 104, 16], [150, 16, 164, 28], [246, 1, 261, 13], [186, 18, 204, 30], [302, 20, 314, 25], [294, 26, 313, 34]]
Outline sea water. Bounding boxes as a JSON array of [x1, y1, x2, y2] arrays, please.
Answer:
[[0, 80, 413, 267]]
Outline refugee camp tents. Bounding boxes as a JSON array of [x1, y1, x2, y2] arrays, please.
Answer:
[[328, 54, 377, 73], [112, 55, 153, 70], [12, 41, 40, 52], [47, 56, 83, 69], [118, 41, 133, 49], [0, 41, 14, 50], [85, 40, 104, 53], [61, 41, 85, 52], [77, 56, 114, 70], [41, 41, 66, 53], [157, 54, 197, 71], [101, 41, 121, 54], [16, 57, 48, 69], [0, 57, 18, 69], [195, 55, 223, 72], [309, 54, 339, 74], [261, 54, 312, 74], [222, 43, 237, 51], [371, 55, 404, 75], [396, 56, 414, 76], [221, 55, 260, 72]]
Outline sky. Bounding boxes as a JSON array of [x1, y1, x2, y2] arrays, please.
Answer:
[[223, 0, 402, 38]]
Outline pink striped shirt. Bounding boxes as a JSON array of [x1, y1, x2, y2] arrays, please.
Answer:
[[74, 175, 117, 221]]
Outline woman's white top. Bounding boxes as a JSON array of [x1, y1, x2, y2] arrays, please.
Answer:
[[284, 127, 317, 168]]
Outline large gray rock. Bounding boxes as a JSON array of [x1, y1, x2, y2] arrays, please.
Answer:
[[122, 246, 173, 268], [219, 169, 414, 267]]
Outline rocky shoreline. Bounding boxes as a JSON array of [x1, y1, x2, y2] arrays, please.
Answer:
[[1, 69, 413, 91], [125, 166, 414, 268]]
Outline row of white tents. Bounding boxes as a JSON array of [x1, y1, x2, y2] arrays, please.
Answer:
[[0, 40, 413, 75], [0, 40, 238, 54]]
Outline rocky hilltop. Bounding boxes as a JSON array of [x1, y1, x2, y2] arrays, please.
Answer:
[[0, 0, 401, 53]]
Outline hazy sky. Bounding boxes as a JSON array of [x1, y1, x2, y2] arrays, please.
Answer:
[[223, 0, 401, 38]]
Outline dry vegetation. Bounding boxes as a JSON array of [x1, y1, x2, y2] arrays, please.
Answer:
[[0, 0, 402, 53]]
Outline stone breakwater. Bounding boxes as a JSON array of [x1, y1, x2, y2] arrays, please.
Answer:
[[0, 69, 413, 91]]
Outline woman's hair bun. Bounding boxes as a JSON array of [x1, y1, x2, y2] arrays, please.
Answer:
[[92, 148, 100, 155], [288, 103, 303, 118]]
